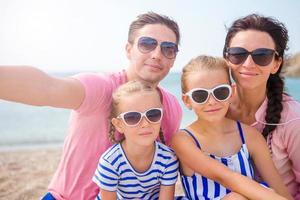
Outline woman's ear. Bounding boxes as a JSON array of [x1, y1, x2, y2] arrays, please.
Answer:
[[182, 94, 192, 110], [271, 57, 282, 74], [228, 84, 236, 104], [112, 118, 124, 133], [231, 84, 236, 98]]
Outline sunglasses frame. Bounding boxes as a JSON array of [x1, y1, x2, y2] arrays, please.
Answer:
[[185, 84, 232, 105], [117, 107, 163, 127], [137, 36, 179, 59], [226, 47, 279, 66]]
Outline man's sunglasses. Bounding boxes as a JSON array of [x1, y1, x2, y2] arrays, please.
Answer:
[[117, 108, 163, 127], [185, 84, 232, 104], [138, 37, 178, 59], [226, 47, 279, 66]]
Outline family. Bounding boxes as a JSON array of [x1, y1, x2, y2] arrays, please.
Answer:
[[1, 12, 300, 200]]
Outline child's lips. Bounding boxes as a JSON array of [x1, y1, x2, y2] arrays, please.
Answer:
[[139, 131, 152, 136], [204, 108, 222, 113]]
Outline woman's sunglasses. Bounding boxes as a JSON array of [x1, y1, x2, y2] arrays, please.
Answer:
[[117, 108, 163, 127], [185, 84, 232, 104], [138, 37, 178, 59], [226, 47, 279, 66]]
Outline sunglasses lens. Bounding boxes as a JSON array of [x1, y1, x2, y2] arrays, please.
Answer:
[[227, 47, 248, 65], [161, 42, 178, 59], [213, 86, 231, 101], [138, 37, 157, 53], [146, 109, 162, 123], [192, 90, 209, 104], [123, 112, 141, 126], [252, 48, 275, 66]]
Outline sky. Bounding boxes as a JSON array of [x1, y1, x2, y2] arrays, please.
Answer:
[[0, 0, 300, 72]]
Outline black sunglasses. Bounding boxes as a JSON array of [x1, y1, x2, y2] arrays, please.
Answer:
[[185, 84, 232, 104], [137, 37, 178, 59], [117, 108, 163, 127], [226, 47, 279, 66]]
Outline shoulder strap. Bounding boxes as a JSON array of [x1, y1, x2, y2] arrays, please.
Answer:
[[237, 121, 245, 144], [181, 129, 201, 149]]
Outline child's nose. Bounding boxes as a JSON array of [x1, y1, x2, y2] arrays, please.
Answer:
[[207, 93, 218, 104], [140, 116, 150, 127]]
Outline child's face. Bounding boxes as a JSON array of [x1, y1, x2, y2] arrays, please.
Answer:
[[112, 91, 162, 146], [183, 69, 232, 122]]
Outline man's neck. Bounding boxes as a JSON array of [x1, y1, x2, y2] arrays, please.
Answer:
[[125, 68, 159, 88]]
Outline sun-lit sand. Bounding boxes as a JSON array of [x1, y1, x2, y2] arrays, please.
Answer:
[[0, 147, 61, 200], [0, 146, 184, 200]]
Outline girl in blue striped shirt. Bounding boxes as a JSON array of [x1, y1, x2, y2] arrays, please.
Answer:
[[172, 55, 291, 200], [93, 81, 179, 200]]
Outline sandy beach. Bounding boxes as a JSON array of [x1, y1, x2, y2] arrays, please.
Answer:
[[0, 146, 183, 200], [0, 147, 61, 200]]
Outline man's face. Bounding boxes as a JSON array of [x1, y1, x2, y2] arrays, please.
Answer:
[[126, 24, 178, 86]]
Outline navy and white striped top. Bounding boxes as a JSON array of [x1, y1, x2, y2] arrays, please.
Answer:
[[93, 141, 179, 200], [180, 121, 254, 200]]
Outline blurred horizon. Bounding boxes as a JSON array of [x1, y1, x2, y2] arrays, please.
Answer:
[[1, 0, 300, 72]]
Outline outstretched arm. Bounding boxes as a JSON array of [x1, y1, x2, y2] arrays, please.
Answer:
[[245, 126, 293, 200], [171, 131, 287, 200], [0, 66, 84, 109]]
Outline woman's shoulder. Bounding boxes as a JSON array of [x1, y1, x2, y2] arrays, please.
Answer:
[[281, 94, 300, 119]]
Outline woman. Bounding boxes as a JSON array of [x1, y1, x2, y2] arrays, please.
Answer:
[[223, 14, 300, 199]]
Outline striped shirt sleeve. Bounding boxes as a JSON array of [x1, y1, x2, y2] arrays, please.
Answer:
[[160, 151, 179, 186], [93, 157, 119, 192]]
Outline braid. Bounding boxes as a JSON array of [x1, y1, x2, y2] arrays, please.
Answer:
[[108, 121, 118, 143], [262, 73, 284, 138], [159, 127, 166, 144]]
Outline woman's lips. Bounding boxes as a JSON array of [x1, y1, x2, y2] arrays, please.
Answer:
[[239, 71, 258, 77]]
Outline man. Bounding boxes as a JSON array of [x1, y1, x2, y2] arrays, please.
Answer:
[[0, 12, 182, 200]]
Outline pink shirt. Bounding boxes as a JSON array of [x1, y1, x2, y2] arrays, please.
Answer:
[[252, 94, 300, 199], [48, 70, 182, 200]]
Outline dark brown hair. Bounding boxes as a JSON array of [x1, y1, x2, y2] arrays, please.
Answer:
[[128, 12, 180, 44], [223, 14, 289, 138]]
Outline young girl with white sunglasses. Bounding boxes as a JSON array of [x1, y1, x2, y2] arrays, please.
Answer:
[[93, 81, 178, 200], [172, 55, 292, 200]]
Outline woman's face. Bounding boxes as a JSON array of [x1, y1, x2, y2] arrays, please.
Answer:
[[227, 30, 282, 90]]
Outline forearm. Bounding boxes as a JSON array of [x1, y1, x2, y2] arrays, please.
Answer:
[[223, 172, 287, 200], [0, 66, 53, 105], [0, 66, 83, 108], [158, 184, 175, 200]]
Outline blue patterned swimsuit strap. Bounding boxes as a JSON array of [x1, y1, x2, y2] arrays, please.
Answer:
[[181, 129, 201, 149], [236, 121, 245, 144]]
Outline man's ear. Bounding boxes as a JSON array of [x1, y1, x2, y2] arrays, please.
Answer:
[[271, 57, 282, 74], [125, 42, 132, 60], [182, 94, 192, 110], [111, 118, 124, 133]]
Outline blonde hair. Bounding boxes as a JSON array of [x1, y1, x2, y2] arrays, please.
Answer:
[[109, 80, 165, 144], [181, 55, 231, 94]]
